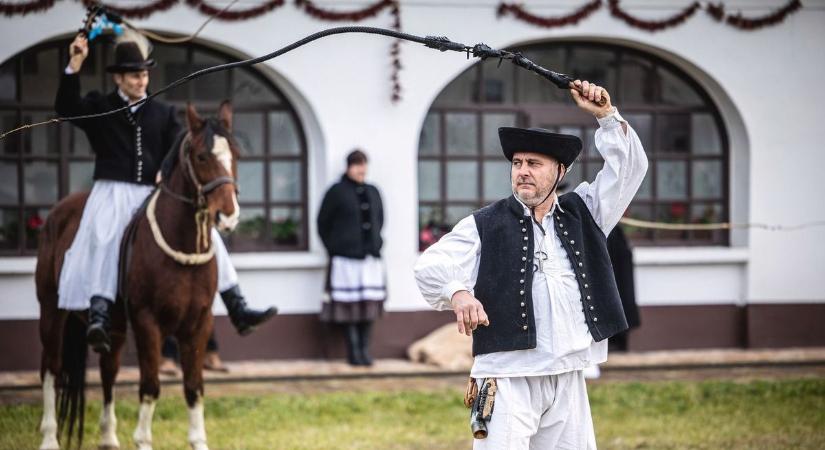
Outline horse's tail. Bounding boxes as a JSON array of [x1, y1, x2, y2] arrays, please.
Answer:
[[57, 312, 88, 449]]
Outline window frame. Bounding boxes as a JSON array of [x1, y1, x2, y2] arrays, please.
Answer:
[[0, 38, 309, 255], [418, 41, 729, 248]]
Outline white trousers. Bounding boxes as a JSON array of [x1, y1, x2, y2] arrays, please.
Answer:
[[58, 180, 238, 310], [473, 371, 597, 450]]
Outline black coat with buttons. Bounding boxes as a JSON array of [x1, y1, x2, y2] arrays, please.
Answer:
[[317, 175, 384, 259], [470, 194, 628, 356], [55, 73, 181, 186]]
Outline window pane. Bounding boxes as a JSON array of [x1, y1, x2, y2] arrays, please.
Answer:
[[655, 202, 689, 241], [237, 161, 264, 203], [483, 160, 511, 202], [418, 161, 440, 201], [156, 46, 189, 101], [24, 207, 48, 250], [482, 113, 517, 156], [268, 111, 301, 155], [418, 112, 440, 156], [690, 203, 724, 242], [658, 67, 702, 106], [585, 162, 601, 184], [232, 68, 279, 103], [72, 127, 92, 156], [619, 55, 655, 104], [561, 163, 583, 193], [21, 47, 59, 104], [446, 205, 475, 230], [24, 161, 58, 204], [656, 161, 687, 200], [269, 161, 301, 201], [569, 48, 617, 96], [434, 66, 478, 105], [481, 60, 514, 103], [0, 161, 17, 204], [68, 161, 94, 193], [635, 170, 652, 200], [192, 50, 227, 100], [621, 203, 652, 241], [22, 112, 59, 155], [446, 161, 477, 201], [270, 207, 301, 246], [1, 111, 20, 154], [234, 112, 264, 156], [419, 205, 444, 251], [692, 160, 723, 199], [445, 113, 477, 155], [692, 113, 722, 155], [0, 61, 16, 101], [657, 114, 691, 153], [580, 126, 598, 158], [0, 208, 19, 250], [235, 207, 266, 241], [515, 48, 565, 104], [623, 113, 653, 150]]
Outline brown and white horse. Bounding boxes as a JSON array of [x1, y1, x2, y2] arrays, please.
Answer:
[[35, 102, 240, 450]]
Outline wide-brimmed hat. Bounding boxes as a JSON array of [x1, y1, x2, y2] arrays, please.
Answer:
[[106, 41, 156, 73], [498, 127, 582, 167]]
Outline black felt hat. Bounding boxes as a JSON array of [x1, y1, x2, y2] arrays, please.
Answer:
[[106, 42, 156, 73], [498, 127, 582, 167]]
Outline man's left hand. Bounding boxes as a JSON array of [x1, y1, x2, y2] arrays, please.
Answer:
[[570, 80, 613, 119]]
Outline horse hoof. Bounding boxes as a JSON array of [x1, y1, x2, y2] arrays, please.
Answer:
[[191, 443, 209, 450], [99, 446, 120, 450]]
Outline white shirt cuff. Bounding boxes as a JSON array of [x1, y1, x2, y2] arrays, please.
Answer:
[[442, 280, 470, 308], [597, 107, 625, 129], [64, 64, 76, 75]]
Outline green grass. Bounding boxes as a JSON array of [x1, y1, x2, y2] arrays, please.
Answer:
[[0, 378, 823, 449]]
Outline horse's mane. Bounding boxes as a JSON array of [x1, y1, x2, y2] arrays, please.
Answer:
[[160, 118, 232, 181]]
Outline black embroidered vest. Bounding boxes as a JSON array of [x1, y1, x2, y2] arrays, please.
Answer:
[[471, 194, 628, 356]]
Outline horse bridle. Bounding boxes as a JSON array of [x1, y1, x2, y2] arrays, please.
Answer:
[[161, 135, 238, 206], [154, 133, 238, 260]]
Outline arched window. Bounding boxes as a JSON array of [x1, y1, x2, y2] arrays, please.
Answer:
[[0, 37, 308, 255], [418, 42, 728, 250]]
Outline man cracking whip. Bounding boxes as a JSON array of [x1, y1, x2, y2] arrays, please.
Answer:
[[55, 31, 277, 353], [415, 79, 648, 448]]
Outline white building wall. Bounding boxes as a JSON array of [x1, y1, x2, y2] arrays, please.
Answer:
[[0, 1, 823, 320]]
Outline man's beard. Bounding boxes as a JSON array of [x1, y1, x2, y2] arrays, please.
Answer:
[[514, 184, 553, 207]]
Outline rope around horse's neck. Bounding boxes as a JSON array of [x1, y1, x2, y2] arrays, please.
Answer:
[[146, 189, 215, 265]]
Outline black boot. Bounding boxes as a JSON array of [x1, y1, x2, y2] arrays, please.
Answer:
[[220, 285, 277, 336], [344, 324, 365, 366], [87, 296, 112, 353], [357, 321, 374, 367]]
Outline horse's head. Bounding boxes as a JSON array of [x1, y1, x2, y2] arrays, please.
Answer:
[[183, 102, 240, 233]]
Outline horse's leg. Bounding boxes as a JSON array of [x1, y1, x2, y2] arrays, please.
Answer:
[[132, 315, 162, 450], [178, 325, 211, 450], [38, 305, 66, 450], [98, 328, 126, 450]]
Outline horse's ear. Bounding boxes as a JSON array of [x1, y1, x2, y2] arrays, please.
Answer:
[[217, 100, 233, 133], [186, 103, 204, 132]]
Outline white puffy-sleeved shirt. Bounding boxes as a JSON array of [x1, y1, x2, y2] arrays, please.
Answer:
[[414, 109, 648, 378]]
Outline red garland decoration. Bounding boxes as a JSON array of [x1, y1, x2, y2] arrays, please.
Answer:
[[295, 0, 394, 21], [186, 0, 285, 21], [81, 0, 178, 20], [608, 0, 701, 32], [496, 0, 601, 28], [0, 0, 53, 17], [707, 0, 802, 30], [294, 0, 403, 102]]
